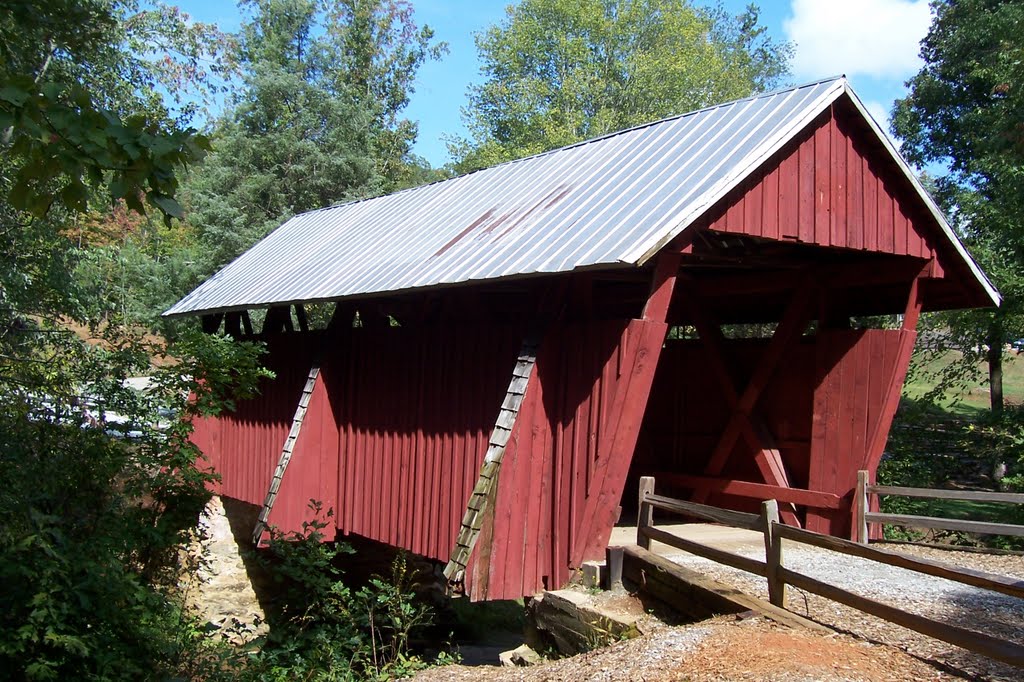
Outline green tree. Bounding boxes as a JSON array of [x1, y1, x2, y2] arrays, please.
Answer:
[[0, 0, 231, 330], [0, 3, 270, 678], [452, 0, 791, 171], [184, 0, 446, 277], [893, 0, 1024, 417]]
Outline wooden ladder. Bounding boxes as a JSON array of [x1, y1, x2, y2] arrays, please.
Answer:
[[251, 359, 321, 545]]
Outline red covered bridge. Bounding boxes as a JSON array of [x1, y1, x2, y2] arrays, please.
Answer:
[[167, 77, 997, 600]]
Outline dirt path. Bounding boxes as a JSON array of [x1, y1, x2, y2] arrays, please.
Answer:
[[415, 615, 959, 681], [415, 527, 1022, 681]]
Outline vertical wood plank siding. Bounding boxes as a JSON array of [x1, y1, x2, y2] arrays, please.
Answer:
[[194, 324, 524, 560], [805, 330, 906, 534], [708, 107, 937, 262], [329, 323, 520, 560], [467, 318, 668, 600], [193, 317, 669, 599], [629, 330, 906, 538], [192, 333, 324, 506]]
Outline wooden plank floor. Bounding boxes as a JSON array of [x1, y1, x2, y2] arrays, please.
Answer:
[[609, 522, 764, 556]]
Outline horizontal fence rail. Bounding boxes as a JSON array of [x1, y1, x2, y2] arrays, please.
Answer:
[[634, 475, 1024, 668], [655, 472, 843, 509], [856, 470, 1024, 543]]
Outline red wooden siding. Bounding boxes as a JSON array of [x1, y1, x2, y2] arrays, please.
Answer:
[[192, 333, 323, 504], [806, 329, 911, 534], [324, 324, 522, 560], [631, 329, 906, 536], [709, 106, 940, 271], [467, 318, 668, 600], [197, 324, 525, 560], [264, 362, 340, 540]]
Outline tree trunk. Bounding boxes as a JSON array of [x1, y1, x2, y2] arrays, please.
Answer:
[[986, 321, 1004, 419]]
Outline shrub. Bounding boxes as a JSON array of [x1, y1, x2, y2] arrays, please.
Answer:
[[0, 324, 269, 680], [241, 505, 437, 681]]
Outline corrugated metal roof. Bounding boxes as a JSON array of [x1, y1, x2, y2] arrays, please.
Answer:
[[165, 76, 997, 317]]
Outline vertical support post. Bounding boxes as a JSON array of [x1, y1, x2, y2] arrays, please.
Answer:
[[642, 252, 680, 321], [605, 546, 624, 591], [856, 470, 869, 544], [241, 310, 254, 336], [637, 476, 655, 550], [201, 313, 223, 334], [294, 304, 309, 332], [762, 499, 785, 607]]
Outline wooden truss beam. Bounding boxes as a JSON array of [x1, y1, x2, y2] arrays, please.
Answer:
[[682, 275, 816, 526], [571, 251, 680, 564], [864, 269, 925, 471]]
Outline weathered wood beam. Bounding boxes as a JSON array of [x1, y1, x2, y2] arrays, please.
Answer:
[[201, 313, 223, 334], [620, 545, 826, 631], [775, 523, 1024, 599], [776, 565, 1024, 667], [657, 473, 842, 509]]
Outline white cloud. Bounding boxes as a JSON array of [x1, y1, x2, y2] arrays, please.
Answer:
[[784, 0, 932, 81], [863, 99, 890, 129]]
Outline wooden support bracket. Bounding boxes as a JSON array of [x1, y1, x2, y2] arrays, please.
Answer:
[[682, 277, 813, 526]]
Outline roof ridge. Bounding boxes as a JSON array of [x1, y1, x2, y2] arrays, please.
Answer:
[[294, 77, 850, 220], [498, 75, 848, 166]]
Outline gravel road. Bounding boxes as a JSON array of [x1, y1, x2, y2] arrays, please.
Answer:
[[413, 540, 1023, 681], [665, 542, 1023, 681]]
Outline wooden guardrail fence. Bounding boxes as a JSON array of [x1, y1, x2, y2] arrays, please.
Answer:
[[855, 469, 1024, 543], [635, 475, 1024, 668]]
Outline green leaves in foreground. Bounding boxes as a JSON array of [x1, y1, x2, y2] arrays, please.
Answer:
[[1, 75, 209, 223], [0, 326, 270, 681]]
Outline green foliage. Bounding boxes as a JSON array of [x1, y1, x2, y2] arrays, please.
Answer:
[[893, 0, 1024, 416], [0, 0, 232, 223], [183, 0, 447, 276], [0, 323, 270, 680], [452, 0, 792, 171], [880, 398, 1024, 548], [0, 0, 232, 338], [185, 62, 378, 272], [240, 506, 438, 681]]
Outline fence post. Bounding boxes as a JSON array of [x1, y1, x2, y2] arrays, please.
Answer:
[[637, 476, 655, 550], [762, 499, 785, 607], [605, 546, 624, 591], [856, 470, 869, 544]]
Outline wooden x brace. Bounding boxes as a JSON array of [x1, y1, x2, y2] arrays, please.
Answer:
[[681, 275, 816, 526]]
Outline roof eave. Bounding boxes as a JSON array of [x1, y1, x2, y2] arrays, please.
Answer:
[[836, 82, 1000, 308]]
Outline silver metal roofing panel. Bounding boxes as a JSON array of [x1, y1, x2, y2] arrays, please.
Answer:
[[164, 76, 997, 317]]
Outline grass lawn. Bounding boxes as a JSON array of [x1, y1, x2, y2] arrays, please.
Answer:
[[903, 348, 1024, 415], [883, 347, 1024, 548]]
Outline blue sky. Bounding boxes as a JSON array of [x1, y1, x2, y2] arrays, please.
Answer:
[[174, 0, 933, 168]]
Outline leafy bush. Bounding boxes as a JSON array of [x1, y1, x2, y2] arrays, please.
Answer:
[[240, 505, 438, 682], [0, 323, 269, 680]]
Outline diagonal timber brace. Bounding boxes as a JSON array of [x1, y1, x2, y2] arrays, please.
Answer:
[[682, 275, 815, 526], [251, 356, 322, 545], [443, 330, 542, 588]]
